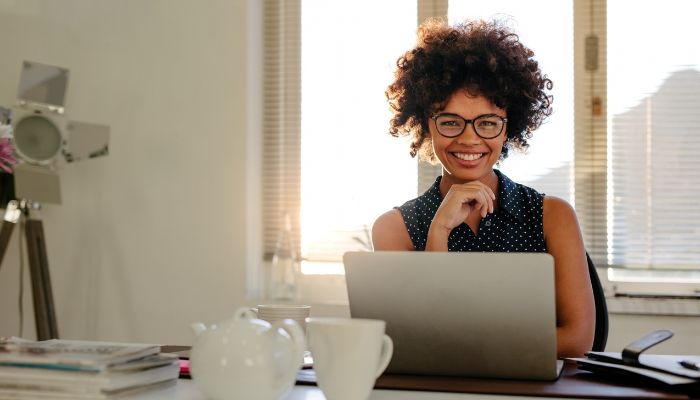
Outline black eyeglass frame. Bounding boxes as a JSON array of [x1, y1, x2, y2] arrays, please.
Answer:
[[430, 113, 508, 139]]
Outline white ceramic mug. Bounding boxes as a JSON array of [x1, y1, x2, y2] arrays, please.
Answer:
[[306, 318, 393, 400]]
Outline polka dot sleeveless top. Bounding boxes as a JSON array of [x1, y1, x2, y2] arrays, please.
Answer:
[[397, 170, 547, 252]]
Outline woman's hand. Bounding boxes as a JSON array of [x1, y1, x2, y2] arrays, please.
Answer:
[[434, 181, 495, 230], [426, 181, 495, 250]]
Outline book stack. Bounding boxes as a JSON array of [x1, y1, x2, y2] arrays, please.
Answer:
[[0, 338, 180, 399]]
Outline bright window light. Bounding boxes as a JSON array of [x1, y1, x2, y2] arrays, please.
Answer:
[[300, 0, 417, 274]]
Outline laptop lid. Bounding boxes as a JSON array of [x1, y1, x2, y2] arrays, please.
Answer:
[[343, 251, 561, 380]]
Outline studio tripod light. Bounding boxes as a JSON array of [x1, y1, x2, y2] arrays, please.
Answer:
[[0, 200, 58, 340], [0, 61, 110, 340]]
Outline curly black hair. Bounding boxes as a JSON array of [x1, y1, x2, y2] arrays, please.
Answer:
[[386, 18, 553, 162]]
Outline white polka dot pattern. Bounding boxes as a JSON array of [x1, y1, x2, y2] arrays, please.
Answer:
[[397, 170, 546, 252]]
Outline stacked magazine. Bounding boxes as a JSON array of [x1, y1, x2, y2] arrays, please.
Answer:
[[0, 338, 180, 399]]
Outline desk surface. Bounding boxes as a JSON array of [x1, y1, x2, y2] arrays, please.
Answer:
[[124, 379, 694, 400], [379, 363, 694, 399], [122, 379, 586, 400], [156, 347, 696, 400], [123, 365, 696, 400], [298, 363, 695, 400]]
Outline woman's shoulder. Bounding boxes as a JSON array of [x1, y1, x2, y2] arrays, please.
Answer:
[[542, 195, 581, 241], [372, 209, 413, 250], [543, 195, 577, 219], [376, 178, 441, 251], [374, 209, 404, 230]]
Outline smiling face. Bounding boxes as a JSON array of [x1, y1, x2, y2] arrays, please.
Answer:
[[430, 90, 507, 190]]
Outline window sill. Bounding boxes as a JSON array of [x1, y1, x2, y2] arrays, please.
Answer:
[[247, 268, 349, 311], [606, 296, 700, 316], [252, 266, 700, 316]]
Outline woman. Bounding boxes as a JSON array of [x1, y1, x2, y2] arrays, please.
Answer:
[[372, 19, 594, 357]]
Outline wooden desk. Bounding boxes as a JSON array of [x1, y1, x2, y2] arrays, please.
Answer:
[[159, 347, 698, 399], [124, 377, 698, 400], [122, 379, 595, 400], [135, 365, 697, 400], [297, 361, 697, 399]]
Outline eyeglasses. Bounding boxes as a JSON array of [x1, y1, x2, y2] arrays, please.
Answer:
[[430, 113, 508, 139]]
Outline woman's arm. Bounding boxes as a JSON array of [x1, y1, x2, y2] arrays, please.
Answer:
[[372, 209, 414, 251], [543, 196, 595, 357]]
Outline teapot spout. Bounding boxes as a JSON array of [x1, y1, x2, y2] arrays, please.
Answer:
[[191, 322, 207, 336]]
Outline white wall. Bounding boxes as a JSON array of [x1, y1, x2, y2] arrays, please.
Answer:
[[0, 0, 253, 345], [1, 1, 698, 357]]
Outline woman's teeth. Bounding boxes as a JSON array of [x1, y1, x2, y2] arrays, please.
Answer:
[[454, 152, 484, 161]]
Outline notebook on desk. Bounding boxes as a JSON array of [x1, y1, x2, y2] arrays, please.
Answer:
[[343, 251, 563, 381]]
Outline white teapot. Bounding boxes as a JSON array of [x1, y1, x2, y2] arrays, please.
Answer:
[[190, 307, 306, 400]]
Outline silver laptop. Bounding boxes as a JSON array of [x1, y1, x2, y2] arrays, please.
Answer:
[[343, 251, 563, 380]]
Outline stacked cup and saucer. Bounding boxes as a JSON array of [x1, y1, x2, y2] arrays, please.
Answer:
[[252, 304, 313, 366], [251, 304, 311, 333]]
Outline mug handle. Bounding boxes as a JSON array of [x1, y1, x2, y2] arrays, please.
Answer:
[[374, 334, 394, 378], [271, 319, 307, 390]]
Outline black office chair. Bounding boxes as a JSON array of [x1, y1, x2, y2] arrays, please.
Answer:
[[586, 252, 609, 351]]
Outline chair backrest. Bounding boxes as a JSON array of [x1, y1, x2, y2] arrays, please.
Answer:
[[586, 252, 609, 351]]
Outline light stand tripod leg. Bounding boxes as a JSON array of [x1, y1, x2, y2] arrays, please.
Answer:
[[24, 219, 59, 340], [0, 219, 14, 267]]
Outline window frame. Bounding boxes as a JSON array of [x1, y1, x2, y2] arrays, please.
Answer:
[[251, 0, 700, 305]]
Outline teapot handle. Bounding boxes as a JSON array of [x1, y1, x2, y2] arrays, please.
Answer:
[[270, 319, 306, 391]]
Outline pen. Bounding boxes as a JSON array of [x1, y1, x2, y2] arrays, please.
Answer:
[[678, 360, 700, 370]]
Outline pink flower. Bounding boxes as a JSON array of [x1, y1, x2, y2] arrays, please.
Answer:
[[0, 137, 18, 173]]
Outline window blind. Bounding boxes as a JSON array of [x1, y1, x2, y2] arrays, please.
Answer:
[[574, 0, 608, 266], [262, 0, 302, 260], [607, 0, 700, 270]]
